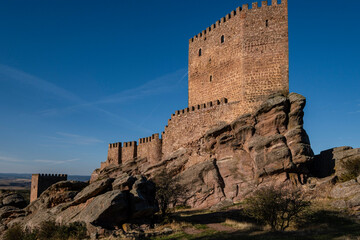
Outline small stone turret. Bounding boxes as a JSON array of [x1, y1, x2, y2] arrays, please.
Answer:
[[30, 173, 67, 202]]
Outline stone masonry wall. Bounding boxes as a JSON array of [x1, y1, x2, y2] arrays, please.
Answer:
[[122, 141, 137, 163], [188, 0, 288, 107], [138, 134, 162, 164], [107, 143, 121, 166], [162, 98, 249, 157], [30, 174, 67, 202]]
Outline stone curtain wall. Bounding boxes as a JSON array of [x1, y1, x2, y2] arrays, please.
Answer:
[[101, 135, 162, 169], [30, 174, 67, 202], [122, 141, 137, 163], [138, 134, 162, 164], [162, 98, 246, 157], [188, 0, 288, 107], [101, 99, 255, 167]]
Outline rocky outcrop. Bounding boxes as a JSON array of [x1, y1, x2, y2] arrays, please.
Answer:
[[0, 176, 157, 238], [0, 192, 27, 235], [93, 92, 315, 209], [1, 193, 27, 209], [305, 146, 360, 214], [310, 146, 360, 178]]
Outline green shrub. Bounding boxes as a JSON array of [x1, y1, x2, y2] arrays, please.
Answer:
[[3, 224, 24, 240], [339, 157, 360, 182], [38, 220, 58, 240], [38, 220, 87, 240], [67, 222, 88, 239], [4, 221, 87, 240], [244, 185, 310, 231]]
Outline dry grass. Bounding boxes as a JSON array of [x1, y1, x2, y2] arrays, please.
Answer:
[[223, 219, 259, 231]]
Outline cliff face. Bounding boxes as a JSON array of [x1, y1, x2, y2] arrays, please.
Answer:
[[92, 92, 314, 208]]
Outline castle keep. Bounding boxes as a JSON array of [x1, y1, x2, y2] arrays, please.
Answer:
[[100, 0, 288, 169]]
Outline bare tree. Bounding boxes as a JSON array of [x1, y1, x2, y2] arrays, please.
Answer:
[[153, 170, 184, 218], [244, 185, 310, 231]]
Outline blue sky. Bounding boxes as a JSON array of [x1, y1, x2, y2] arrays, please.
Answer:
[[0, 0, 359, 175]]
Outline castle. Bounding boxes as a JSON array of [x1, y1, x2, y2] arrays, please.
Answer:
[[100, 0, 289, 169], [29, 0, 288, 202]]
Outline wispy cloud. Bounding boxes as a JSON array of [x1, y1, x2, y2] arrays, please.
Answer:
[[0, 64, 82, 103], [34, 158, 79, 165], [0, 64, 160, 132], [0, 155, 24, 163], [38, 68, 188, 116], [96, 69, 187, 105], [45, 132, 103, 145], [348, 110, 360, 114]]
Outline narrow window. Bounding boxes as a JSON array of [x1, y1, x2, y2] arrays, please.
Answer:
[[210, 75, 213, 82], [199, 48, 202, 56], [221, 35, 225, 43], [266, 20, 269, 27]]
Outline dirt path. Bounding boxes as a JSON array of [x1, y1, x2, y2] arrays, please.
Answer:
[[206, 223, 237, 232], [183, 227, 203, 235]]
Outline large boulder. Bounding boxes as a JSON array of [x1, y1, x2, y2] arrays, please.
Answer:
[[56, 175, 157, 229], [130, 176, 157, 218], [58, 190, 129, 228], [329, 180, 360, 210], [112, 173, 136, 191], [1, 193, 27, 209], [73, 178, 113, 205], [310, 146, 360, 178], [15, 175, 157, 233], [26, 181, 88, 214]]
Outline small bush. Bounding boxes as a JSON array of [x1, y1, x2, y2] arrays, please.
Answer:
[[3, 224, 24, 240], [339, 157, 360, 182], [243, 185, 310, 231], [38, 220, 58, 240], [67, 222, 88, 239]]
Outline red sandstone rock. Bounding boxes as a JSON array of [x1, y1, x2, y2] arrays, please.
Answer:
[[92, 92, 315, 209]]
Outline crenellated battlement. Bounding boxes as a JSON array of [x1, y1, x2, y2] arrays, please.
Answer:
[[102, 133, 163, 168], [171, 98, 228, 120], [39, 173, 67, 178], [189, 0, 286, 44], [139, 133, 160, 144], [109, 142, 121, 148], [163, 98, 229, 133], [123, 141, 136, 148]]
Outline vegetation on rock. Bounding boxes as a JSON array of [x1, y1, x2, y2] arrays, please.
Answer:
[[3, 221, 87, 240], [339, 156, 360, 182]]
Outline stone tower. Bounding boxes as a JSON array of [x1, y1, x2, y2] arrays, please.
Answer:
[[30, 174, 67, 202], [188, 0, 288, 108]]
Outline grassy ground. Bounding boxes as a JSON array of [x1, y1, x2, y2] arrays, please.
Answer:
[[151, 205, 360, 240]]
